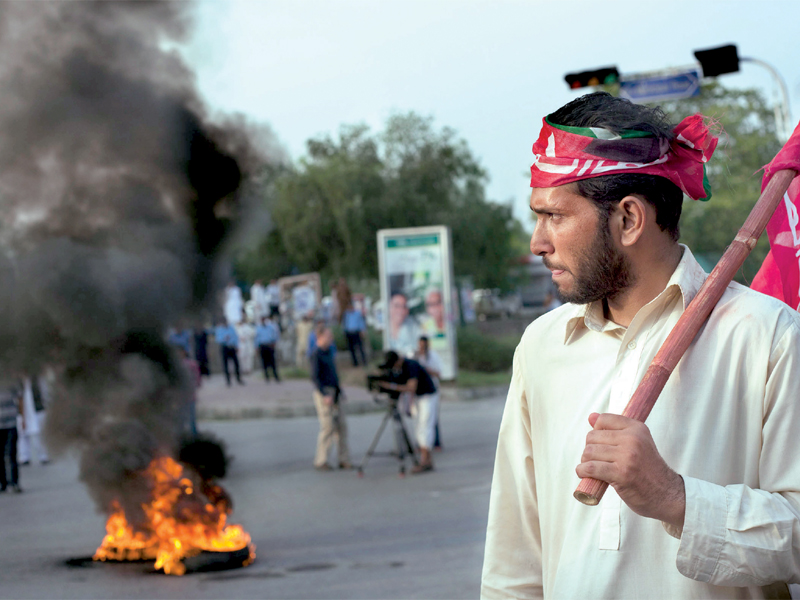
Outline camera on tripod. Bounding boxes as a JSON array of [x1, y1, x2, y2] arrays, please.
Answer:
[[366, 371, 401, 401], [359, 368, 418, 477]]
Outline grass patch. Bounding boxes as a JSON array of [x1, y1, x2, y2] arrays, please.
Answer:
[[283, 361, 510, 389], [282, 366, 310, 380], [457, 326, 517, 372], [450, 369, 511, 388], [290, 325, 517, 386], [332, 325, 383, 352]]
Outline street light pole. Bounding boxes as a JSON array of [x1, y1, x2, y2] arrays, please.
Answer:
[[693, 45, 793, 143], [740, 56, 792, 143]]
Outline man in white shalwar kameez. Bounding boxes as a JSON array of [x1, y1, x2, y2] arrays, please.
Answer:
[[482, 92, 800, 599], [17, 376, 49, 466], [223, 281, 243, 325]]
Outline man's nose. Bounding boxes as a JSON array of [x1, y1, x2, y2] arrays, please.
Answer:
[[530, 221, 553, 256]]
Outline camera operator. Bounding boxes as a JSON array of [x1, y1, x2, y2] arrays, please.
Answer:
[[376, 350, 438, 474]]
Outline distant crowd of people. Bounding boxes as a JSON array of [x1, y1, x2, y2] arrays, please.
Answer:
[[166, 279, 285, 389], [162, 276, 444, 476], [168, 277, 374, 382], [2, 277, 449, 498]]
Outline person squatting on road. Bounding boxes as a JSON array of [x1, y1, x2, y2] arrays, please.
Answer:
[[377, 350, 438, 474], [309, 324, 351, 471], [481, 92, 800, 599], [255, 315, 280, 382]]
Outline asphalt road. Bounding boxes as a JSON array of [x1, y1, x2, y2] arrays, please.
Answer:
[[0, 397, 505, 599]]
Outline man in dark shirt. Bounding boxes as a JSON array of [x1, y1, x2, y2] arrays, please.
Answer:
[[0, 382, 22, 493], [255, 315, 280, 382], [214, 319, 244, 387], [377, 350, 439, 473], [342, 301, 367, 367], [309, 324, 351, 471]]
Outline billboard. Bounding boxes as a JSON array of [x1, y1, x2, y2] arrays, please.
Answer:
[[377, 226, 457, 380]]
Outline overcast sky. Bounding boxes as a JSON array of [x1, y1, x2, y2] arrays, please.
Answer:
[[182, 0, 800, 231]]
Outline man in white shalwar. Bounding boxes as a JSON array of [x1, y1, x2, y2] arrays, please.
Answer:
[[223, 281, 243, 325], [250, 279, 269, 321], [17, 376, 49, 466], [482, 92, 800, 599]]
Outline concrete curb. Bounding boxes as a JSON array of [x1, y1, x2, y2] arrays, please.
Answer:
[[196, 401, 383, 421], [441, 385, 509, 402], [196, 384, 507, 421]]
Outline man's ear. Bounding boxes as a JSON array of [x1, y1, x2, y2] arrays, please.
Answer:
[[613, 195, 648, 247]]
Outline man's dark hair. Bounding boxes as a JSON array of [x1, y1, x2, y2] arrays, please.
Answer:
[[380, 350, 400, 370], [548, 92, 684, 241]]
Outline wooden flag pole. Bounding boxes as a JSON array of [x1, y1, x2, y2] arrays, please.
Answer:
[[574, 167, 798, 506]]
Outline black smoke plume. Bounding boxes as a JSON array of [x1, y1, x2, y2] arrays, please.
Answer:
[[0, 2, 282, 520]]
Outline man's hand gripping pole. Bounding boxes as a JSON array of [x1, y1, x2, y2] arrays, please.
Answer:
[[574, 168, 798, 506]]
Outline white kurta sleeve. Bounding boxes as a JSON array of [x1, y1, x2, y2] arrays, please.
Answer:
[[481, 345, 544, 600], [429, 352, 443, 377], [676, 318, 800, 587]]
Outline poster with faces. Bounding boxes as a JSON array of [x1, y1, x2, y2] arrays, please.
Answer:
[[377, 226, 456, 380]]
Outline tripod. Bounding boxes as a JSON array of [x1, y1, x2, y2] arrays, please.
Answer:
[[357, 394, 419, 477]]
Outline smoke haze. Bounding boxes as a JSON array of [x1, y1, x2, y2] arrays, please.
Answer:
[[0, 1, 282, 518]]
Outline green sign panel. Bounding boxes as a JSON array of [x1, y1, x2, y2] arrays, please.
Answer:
[[386, 235, 439, 248]]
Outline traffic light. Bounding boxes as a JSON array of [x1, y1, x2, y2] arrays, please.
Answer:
[[564, 67, 620, 90], [693, 44, 740, 78]]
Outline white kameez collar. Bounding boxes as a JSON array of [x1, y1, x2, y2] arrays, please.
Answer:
[[563, 245, 708, 345]]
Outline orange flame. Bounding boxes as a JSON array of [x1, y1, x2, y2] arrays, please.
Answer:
[[93, 456, 255, 575]]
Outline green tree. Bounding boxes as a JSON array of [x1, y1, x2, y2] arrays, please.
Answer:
[[657, 81, 782, 282], [275, 124, 385, 278], [239, 113, 524, 290]]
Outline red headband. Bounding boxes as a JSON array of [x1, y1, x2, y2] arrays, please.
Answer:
[[529, 114, 718, 201]]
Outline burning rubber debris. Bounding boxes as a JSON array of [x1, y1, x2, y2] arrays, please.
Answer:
[[94, 456, 254, 575], [0, 2, 283, 574], [92, 435, 255, 575]]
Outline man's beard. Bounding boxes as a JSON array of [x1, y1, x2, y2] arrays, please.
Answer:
[[546, 219, 635, 305]]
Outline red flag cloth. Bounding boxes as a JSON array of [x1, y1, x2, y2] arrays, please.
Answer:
[[751, 121, 800, 310], [529, 114, 718, 201]]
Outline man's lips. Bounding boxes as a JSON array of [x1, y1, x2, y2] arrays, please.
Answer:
[[542, 258, 567, 277]]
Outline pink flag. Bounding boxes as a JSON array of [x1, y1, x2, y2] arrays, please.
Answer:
[[751, 122, 800, 310]]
